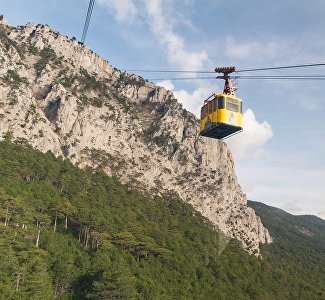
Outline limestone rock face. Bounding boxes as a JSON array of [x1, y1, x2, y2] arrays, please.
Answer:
[[0, 21, 272, 255]]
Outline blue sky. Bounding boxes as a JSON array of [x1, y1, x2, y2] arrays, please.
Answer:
[[1, 0, 325, 218]]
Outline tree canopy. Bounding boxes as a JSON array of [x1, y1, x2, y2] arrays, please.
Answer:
[[0, 140, 324, 299]]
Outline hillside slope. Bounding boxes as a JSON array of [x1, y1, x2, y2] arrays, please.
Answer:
[[0, 18, 271, 254], [0, 141, 324, 300], [249, 200, 325, 299]]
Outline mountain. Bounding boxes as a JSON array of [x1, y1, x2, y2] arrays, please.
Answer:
[[1, 16, 324, 300], [248, 200, 325, 242], [0, 141, 324, 299], [298, 214, 325, 226], [0, 18, 271, 254], [248, 200, 325, 299]]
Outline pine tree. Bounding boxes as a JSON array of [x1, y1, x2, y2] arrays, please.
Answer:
[[87, 260, 138, 300]]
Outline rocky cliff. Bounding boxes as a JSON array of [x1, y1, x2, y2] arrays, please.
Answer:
[[0, 18, 272, 255]]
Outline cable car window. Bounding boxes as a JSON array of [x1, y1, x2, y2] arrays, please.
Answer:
[[201, 105, 207, 118], [218, 96, 225, 109], [226, 98, 239, 112], [208, 101, 213, 114], [213, 98, 218, 112], [240, 102, 242, 113]]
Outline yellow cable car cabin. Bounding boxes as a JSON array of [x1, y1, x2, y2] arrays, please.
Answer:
[[200, 93, 243, 139]]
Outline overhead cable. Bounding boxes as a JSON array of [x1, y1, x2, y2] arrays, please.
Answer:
[[146, 75, 325, 81], [236, 63, 325, 72], [124, 62, 325, 75], [125, 69, 215, 74], [81, 0, 95, 44]]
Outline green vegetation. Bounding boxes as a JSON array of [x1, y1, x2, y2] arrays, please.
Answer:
[[120, 74, 146, 88], [143, 122, 175, 149], [75, 68, 131, 112], [249, 201, 325, 300], [0, 29, 24, 58], [0, 141, 324, 299], [77, 95, 105, 109], [115, 94, 130, 112], [56, 67, 119, 111], [8, 93, 18, 106], [81, 147, 114, 168], [56, 68, 76, 88], [34, 47, 60, 74], [2, 70, 29, 88], [28, 44, 39, 55], [177, 149, 189, 165], [3, 70, 29, 89], [77, 67, 107, 94]]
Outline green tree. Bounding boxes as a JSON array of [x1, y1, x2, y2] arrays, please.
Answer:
[[87, 258, 138, 300], [60, 198, 77, 230], [18, 249, 54, 299]]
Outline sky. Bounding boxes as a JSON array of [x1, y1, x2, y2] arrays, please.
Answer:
[[1, 0, 325, 219]]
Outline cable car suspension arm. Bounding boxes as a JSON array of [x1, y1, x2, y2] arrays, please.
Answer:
[[215, 66, 238, 95]]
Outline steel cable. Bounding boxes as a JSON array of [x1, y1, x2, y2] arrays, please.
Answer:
[[81, 0, 95, 44]]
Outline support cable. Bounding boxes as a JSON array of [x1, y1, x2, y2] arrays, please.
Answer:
[[236, 63, 325, 73], [124, 62, 325, 75], [81, 0, 95, 44], [145, 75, 325, 81]]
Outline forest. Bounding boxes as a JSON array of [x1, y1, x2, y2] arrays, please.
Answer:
[[0, 139, 324, 299]]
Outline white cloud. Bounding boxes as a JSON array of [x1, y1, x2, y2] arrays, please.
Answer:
[[224, 36, 278, 61], [173, 88, 205, 116], [251, 185, 325, 218], [158, 81, 273, 162], [157, 79, 175, 91], [98, 1, 273, 164], [318, 211, 325, 220], [173, 85, 214, 116], [143, 0, 208, 70], [281, 200, 325, 219], [281, 201, 303, 214], [98, 0, 208, 70], [157, 80, 217, 116], [226, 109, 273, 159], [236, 157, 325, 219], [97, 0, 138, 23]]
